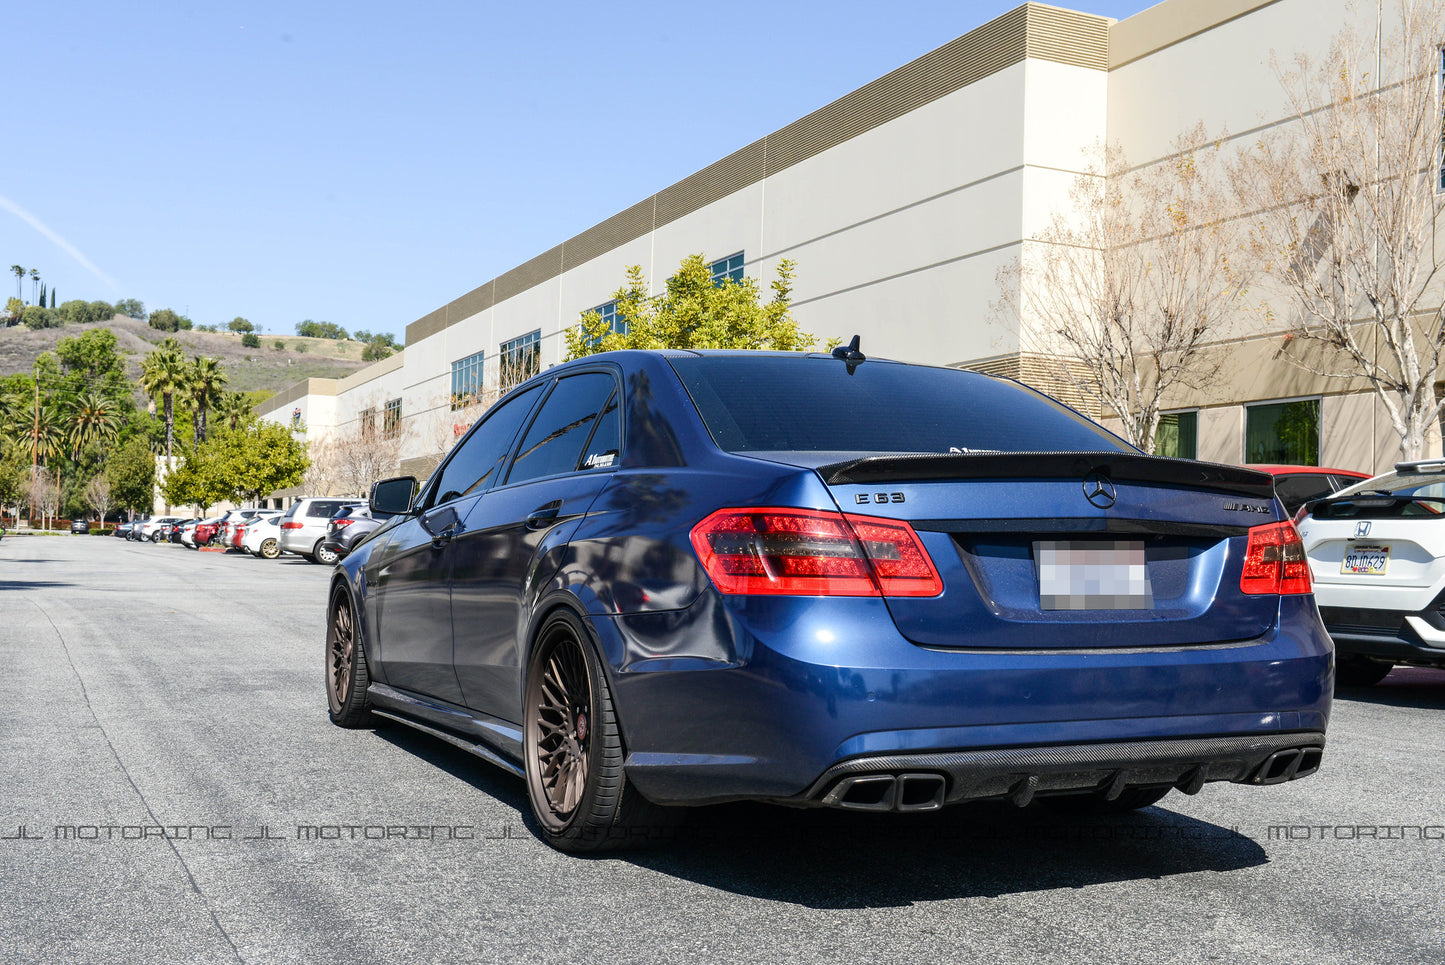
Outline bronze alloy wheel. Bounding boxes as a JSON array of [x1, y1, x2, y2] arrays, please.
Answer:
[[326, 588, 372, 726], [522, 610, 675, 851], [527, 628, 594, 826], [260, 537, 281, 560]]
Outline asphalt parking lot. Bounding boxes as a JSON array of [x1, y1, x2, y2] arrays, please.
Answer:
[[2, 535, 1442, 964]]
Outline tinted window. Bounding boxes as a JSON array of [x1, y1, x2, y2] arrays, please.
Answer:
[[1273, 474, 1333, 514], [508, 373, 618, 484], [668, 357, 1129, 454], [580, 391, 621, 472], [306, 501, 344, 518], [432, 384, 543, 505]]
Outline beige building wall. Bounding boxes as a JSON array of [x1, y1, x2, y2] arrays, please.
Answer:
[[262, 0, 1441, 487]]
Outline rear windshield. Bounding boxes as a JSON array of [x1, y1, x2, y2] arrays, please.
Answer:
[[668, 356, 1130, 455], [1315, 470, 1445, 518]]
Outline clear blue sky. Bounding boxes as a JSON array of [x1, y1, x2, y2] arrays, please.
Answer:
[[3, 0, 1156, 342]]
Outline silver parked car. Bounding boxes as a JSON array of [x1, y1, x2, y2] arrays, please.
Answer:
[[278, 498, 361, 564]]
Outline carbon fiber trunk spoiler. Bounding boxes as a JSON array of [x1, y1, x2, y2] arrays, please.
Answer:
[[817, 451, 1276, 500]]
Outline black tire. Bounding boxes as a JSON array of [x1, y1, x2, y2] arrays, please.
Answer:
[[523, 609, 674, 853], [1043, 786, 1172, 814], [314, 540, 339, 566], [260, 537, 281, 560], [1336, 656, 1394, 687], [327, 587, 374, 727]]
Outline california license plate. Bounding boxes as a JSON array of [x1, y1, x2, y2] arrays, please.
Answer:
[[1341, 543, 1390, 575]]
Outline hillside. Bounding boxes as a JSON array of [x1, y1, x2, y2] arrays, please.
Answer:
[[0, 316, 376, 397]]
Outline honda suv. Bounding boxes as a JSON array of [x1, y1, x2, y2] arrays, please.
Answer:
[[279, 498, 362, 564]]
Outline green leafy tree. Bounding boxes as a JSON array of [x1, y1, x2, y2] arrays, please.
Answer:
[[56, 328, 127, 383], [241, 332, 260, 348], [114, 298, 145, 318], [361, 338, 394, 361], [107, 436, 156, 514], [183, 417, 309, 504], [22, 306, 61, 329], [3, 297, 21, 324], [0, 445, 26, 525], [565, 255, 810, 359], [148, 308, 183, 332], [228, 317, 254, 333], [139, 339, 189, 459], [295, 320, 349, 339], [273, 339, 285, 351]]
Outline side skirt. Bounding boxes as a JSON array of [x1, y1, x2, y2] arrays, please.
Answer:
[[368, 683, 525, 779]]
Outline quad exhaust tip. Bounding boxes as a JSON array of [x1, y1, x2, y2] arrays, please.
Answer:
[[823, 773, 946, 812], [1252, 745, 1324, 785]]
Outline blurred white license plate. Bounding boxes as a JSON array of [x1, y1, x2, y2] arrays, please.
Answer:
[[1341, 543, 1390, 575], [1034, 540, 1154, 610]]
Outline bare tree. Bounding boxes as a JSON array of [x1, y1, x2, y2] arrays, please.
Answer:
[[25, 465, 60, 530], [84, 474, 113, 528], [996, 126, 1251, 452], [1238, 0, 1445, 459]]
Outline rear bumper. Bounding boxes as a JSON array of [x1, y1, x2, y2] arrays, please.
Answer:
[[603, 592, 1333, 807], [791, 732, 1325, 811], [1320, 604, 1445, 666]]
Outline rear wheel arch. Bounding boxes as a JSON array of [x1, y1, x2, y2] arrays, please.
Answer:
[[522, 595, 630, 743]]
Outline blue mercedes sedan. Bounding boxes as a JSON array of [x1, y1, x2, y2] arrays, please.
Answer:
[[325, 348, 1332, 852]]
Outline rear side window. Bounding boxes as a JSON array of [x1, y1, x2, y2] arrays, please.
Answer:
[[507, 373, 619, 484], [1273, 474, 1334, 513], [307, 501, 343, 518], [668, 356, 1130, 454]]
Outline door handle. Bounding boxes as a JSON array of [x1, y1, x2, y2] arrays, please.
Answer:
[[431, 528, 456, 549], [526, 500, 563, 530]]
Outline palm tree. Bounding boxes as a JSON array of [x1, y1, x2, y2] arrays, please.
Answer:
[[212, 390, 254, 431], [28, 269, 39, 304], [10, 265, 25, 302], [31, 402, 66, 466], [66, 388, 122, 454], [187, 356, 228, 443], [138, 339, 189, 459]]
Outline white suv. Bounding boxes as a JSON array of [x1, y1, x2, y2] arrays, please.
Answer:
[[278, 498, 361, 564], [1296, 459, 1445, 685]]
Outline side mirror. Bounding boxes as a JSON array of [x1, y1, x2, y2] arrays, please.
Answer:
[[370, 476, 418, 517]]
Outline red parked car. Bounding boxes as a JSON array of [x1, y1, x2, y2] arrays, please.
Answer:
[[192, 518, 222, 548], [1249, 464, 1372, 517]]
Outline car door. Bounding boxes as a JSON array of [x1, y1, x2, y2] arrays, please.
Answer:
[[451, 370, 622, 721], [369, 383, 545, 704]]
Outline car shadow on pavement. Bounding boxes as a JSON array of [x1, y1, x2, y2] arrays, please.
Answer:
[[1336, 666, 1445, 710], [625, 800, 1267, 907], [371, 722, 532, 813]]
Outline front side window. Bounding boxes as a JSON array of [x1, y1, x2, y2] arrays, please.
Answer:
[[507, 373, 619, 485], [709, 252, 744, 286], [431, 384, 544, 505], [1245, 399, 1320, 465], [1155, 410, 1198, 459], [451, 350, 485, 410], [383, 398, 402, 439], [499, 330, 541, 391]]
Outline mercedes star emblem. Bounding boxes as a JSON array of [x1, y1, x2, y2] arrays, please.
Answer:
[[1083, 472, 1117, 509]]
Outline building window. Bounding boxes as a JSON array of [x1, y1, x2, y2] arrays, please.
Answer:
[[451, 350, 485, 410], [359, 407, 377, 439], [709, 252, 744, 286], [1155, 410, 1198, 460], [596, 300, 627, 337], [1245, 398, 1320, 465], [383, 398, 402, 439], [499, 330, 541, 390]]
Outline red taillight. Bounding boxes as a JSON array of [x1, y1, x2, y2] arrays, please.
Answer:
[[333, 518, 355, 527], [282, 521, 303, 530], [1240, 520, 1312, 595], [689, 507, 943, 597]]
